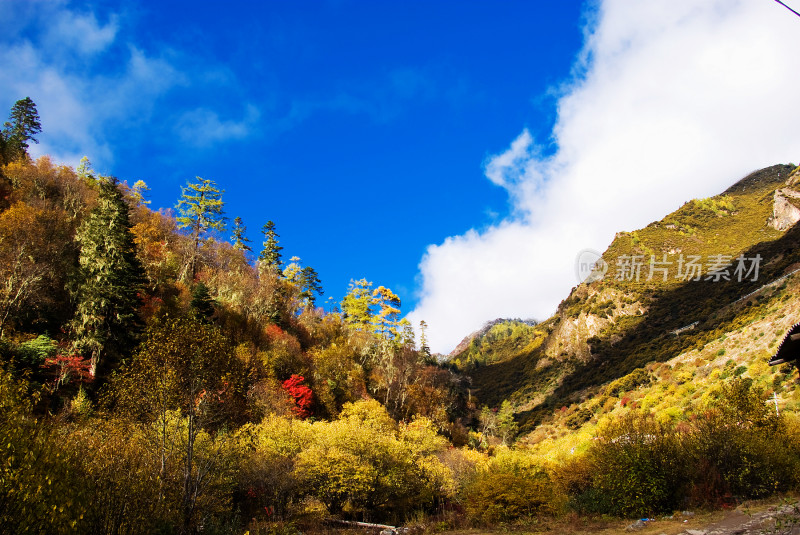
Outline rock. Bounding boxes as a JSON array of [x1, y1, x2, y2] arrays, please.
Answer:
[[625, 519, 647, 531], [684, 530, 706, 535], [769, 189, 800, 231]]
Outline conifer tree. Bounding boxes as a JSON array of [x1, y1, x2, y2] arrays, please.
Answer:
[[231, 216, 252, 252], [72, 176, 145, 378], [496, 400, 519, 445], [399, 318, 415, 349], [190, 282, 216, 323], [419, 320, 431, 360], [1, 97, 42, 164], [258, 220, 283, 273], [130, 180, 151, 206], [176, 177, 226, 280], [298, 266, 323, 308]]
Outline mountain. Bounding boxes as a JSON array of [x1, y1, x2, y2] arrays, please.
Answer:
[[453, 163, 800, 437], [447, 317, 538, 362]]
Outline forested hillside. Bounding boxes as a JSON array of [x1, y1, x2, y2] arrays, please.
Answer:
[[0, 99, 478, 533], [4, 98, 800, 534], [455, 163, 800, 519]]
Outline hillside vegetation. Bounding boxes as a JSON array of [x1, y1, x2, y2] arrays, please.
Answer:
[[3, 97, 800, 533], [462, 164, 800, 428]]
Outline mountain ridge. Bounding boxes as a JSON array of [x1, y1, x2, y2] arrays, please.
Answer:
[[454, 163, 800, 437]]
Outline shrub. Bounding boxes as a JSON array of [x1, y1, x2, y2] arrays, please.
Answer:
[[686, 378, 800, 503], [15, 334, 57, 366], [606, 368, 651, 397], [581, 411, 688, 517], [235, 415, 313, 520], [464, 448, 560, 524], [465, 472, 555, 524], [295, 400, 454, 523]]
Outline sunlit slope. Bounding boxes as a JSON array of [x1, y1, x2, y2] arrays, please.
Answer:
[[459, 163, 800, 433]]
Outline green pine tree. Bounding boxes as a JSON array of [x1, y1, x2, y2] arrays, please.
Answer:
[[190, 282, 216, 323], [72, 176, 145, 378], [1, 97, 42, 164], [496, 400, 519, 446], [298, 265, 324, 308], [419, 320, 432, 360], [231, 216, 252, 252], [258, 220, 283, 273], [176, 177, 226, 280]]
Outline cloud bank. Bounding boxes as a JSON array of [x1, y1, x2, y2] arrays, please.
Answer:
[[410, 0, 800, 354]]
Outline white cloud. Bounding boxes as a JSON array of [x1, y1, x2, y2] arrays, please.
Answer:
[[0, 2, 263, 171], [46, 8, 119, 57], [0, 3, 184, 170], [176, 104, 261, 147], [410, 0, 800, 354]]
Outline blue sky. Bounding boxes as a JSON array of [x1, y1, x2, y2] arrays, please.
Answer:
[[1, 0, 585, 312], [4, 1, 800, 352]]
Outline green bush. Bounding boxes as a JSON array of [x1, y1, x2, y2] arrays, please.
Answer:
[[605, 368, 651, 397], [584, 412, 687, 517], [15, 334, 57, 366], [686, 378, 800, 503], [566, 379, 800, 518]]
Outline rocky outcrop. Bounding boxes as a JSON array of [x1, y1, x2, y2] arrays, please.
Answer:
[[769, 187, 800, 231]]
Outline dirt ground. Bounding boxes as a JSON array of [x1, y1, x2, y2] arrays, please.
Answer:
[[440, 499, 800, 535]]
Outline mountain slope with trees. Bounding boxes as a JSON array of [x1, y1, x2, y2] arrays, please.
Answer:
[[460, 164, 800, 425], [3, 97, 800, 533]]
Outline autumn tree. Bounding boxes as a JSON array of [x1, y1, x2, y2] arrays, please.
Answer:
[[341, 278, 374, 330], [0, 97, 42, 164], [131, 208, 181, 299], [64, 420, 169, 533], [258, 220, 283, 274], [372, 286, 400, 340], [3, 156, 94, 222], [479, 405, 497, 435], [282, 374, 314, 418], [176, 177, 226, 281], [235, 416, 313, 520], [0, 364, 89, 532], [496, 400, 518, 445], [371, 286, 402, 340], [130, 179, 151, 207], [108, 316, 247, 533], [72, 175, 145, 378], [0, 202, 73, 337], [295, 399, 453, 521]]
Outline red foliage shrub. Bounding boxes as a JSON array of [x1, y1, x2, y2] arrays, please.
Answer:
[[265, 324, 284, 341], [282, 374, 314, 418], [42, 351, 93, 389]]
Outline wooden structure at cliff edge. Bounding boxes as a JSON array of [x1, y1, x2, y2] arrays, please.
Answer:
[[769, 322, 800, 368]]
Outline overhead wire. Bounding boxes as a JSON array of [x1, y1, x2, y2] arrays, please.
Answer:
[[774, 0, 800, 18]]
